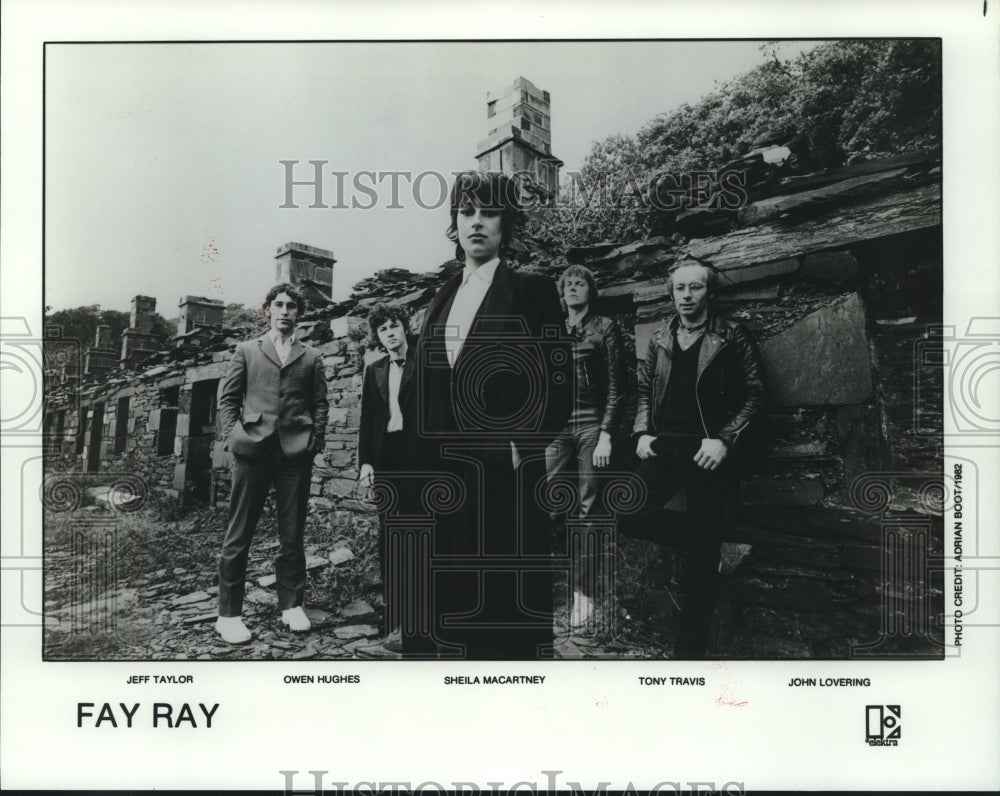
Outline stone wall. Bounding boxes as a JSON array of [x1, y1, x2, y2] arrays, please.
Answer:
[[44, 183, 943, 657], [579, 223, 943, 658]]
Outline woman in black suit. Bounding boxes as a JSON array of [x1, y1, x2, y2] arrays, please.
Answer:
[[414, 171, 572, 659]]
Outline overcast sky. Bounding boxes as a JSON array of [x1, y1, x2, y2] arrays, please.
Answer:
[[45, 40, 815, 316]]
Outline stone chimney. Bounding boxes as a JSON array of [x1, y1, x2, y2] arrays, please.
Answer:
[[121, 294, 160, 368], [274, 242, 336, 307], [474, 76, 563, 202], [177, 295, 225, 337], [84, 324, 119, 377], [95, 324, 114, 350]]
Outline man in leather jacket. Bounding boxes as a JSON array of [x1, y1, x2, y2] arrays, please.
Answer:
[[546, 264, 626, 631], [617, 260, 765, 658]]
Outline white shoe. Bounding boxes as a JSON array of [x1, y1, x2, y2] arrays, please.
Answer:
[[569, 591, 595, 631], [216, 616, 251, 644], [281, 606, 311, 632], [382, 626, 403, 653]]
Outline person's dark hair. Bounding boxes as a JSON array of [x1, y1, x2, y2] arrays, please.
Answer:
[[262, 282, 306, 315], [445, 170, 523, 262], [557, 264, 599, 312], [666, 259, 720, 301], [366, 303, 410, 352]]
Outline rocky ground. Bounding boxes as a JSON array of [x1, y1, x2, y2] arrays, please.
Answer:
[[43, 500, 657, 661]]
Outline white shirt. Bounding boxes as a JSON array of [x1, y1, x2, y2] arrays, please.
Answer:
[[386, 355, 406, 432], [268, 328, 296, 366], [444, 257, 500, 367]]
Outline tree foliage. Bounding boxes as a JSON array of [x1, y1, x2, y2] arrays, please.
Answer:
[[223, 302, 269, 336], [525, 40, 941, 257], [45, 304, 173, 350]]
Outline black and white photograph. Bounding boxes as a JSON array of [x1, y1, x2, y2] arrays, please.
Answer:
[[2, 1, 998, 792], [39, 38, 947, 663]]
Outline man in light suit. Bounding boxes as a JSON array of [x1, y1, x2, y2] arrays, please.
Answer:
[[215, 283, 329, 644], [415, 171, 573, 660]]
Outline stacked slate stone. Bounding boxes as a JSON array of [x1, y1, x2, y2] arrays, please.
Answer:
[[558, 148, 943, 659], [42, 141, 943, 659]]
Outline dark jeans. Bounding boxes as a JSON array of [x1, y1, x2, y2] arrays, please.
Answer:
[[376, 431, 433, 656], [615, 435, 726, 659], [218, 448, 312, 617], [546, 422, 605, 595]]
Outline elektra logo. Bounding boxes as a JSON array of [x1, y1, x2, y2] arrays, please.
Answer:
[[865, 705, 901, 746]]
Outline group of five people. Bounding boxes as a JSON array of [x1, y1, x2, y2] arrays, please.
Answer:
[[214, 170, 765, 660]]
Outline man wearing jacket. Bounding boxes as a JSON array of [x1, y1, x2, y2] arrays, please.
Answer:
[[546, 264, 626, 631], [617, 260, 765, 658], [357, 302, 421, 655], [215, 283, 329, 644]]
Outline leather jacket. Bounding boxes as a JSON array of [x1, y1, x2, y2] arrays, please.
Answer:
[[566, 312, 626, 434], [633, 312, 765, 449]]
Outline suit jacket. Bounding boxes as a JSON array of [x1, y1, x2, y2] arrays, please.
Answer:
[[219, 333, 329, 460], [415, 261, 573, 453], [358, 340, 418, 470], [413, 260, 572, 658]]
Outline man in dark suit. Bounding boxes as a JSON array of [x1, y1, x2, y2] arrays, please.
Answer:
[[414, 171, 573, 660], [215, 282, 329, 644], [357, 302, 421, 654]]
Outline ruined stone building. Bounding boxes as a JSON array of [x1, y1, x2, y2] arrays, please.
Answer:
[[476, 76, 563, 201], [43, 78, 943, 659]]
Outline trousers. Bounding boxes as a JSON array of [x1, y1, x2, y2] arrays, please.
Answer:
[[218, 447, 313, 617], [545, 421, 605, 594], [375, 431, 436, 656], [615, 435, 727, 658]]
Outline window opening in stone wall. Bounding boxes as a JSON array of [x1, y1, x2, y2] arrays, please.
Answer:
[[190, 379, 218, 433], [86, 403, 104, 473], [113, 396, 130, 454], [157, 386, 180, 457], [487, 100, 496, 118], [75, 406, 87, 455], [186, 379, 220, 504]]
